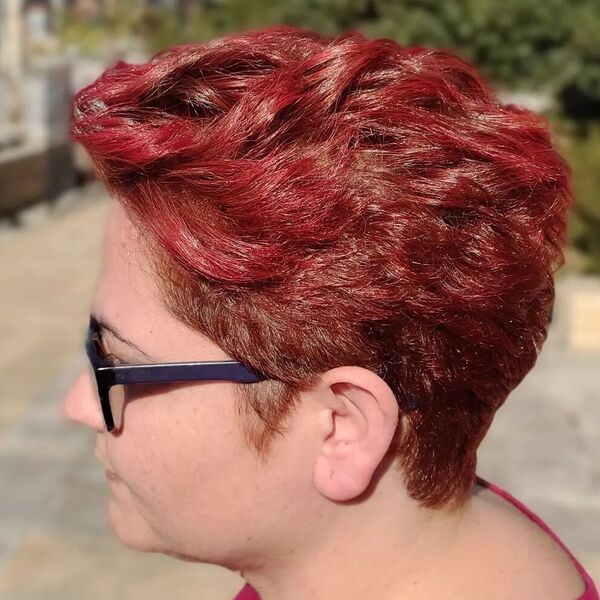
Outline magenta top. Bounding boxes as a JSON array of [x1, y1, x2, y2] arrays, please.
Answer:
[[232, 476, 599, 600]]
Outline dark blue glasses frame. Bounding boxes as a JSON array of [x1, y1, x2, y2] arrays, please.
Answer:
[[85, 316, 268, 432]]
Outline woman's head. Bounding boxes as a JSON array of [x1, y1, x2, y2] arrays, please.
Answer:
[[66, 24, 572, 535], [63, 197, 403, 569]]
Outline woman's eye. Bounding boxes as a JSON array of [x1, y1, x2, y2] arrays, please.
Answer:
[[93, 332, 128, 366], [104, 352, 127, 366]]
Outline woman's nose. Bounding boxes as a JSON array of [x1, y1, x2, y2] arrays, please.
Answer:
[[60, 370, 105, 432]]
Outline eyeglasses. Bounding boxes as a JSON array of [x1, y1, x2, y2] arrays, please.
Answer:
[[85, 316, 268, 432]]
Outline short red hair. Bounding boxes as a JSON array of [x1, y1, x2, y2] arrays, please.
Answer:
[[72, 25, 573, 510]]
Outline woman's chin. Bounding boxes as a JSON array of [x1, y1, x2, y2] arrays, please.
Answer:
[[106, 498, 162, 553]]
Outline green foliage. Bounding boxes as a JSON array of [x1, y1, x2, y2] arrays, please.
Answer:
[[554, 120, 600, 274], [59, 17, 107, 56], [557, 2, 600, 120], [132, 8, 183, 53], [59, 0, 145, 56]]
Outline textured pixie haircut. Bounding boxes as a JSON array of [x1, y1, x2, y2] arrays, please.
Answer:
[[72, 25, 573, 510]]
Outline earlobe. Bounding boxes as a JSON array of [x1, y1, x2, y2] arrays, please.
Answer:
[[312, 368, 399, 502]]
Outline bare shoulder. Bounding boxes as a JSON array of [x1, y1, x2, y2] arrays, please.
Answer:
[[458, 485, 587, 600]]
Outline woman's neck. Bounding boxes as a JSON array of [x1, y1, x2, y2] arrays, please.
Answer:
[[239, 480, 483, 600]]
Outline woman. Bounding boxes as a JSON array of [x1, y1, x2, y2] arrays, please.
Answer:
[[61, 25, 599, 600]]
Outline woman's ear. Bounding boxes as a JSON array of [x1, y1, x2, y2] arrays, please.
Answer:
[[312, 367, 399, 502]]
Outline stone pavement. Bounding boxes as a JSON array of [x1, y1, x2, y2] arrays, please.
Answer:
[[0, 185, 598, 599]]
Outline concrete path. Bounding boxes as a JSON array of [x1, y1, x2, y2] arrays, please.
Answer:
[[0, 185, 598, 598]]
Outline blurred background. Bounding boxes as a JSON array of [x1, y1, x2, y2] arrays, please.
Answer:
[[0, 1, 598, 598]]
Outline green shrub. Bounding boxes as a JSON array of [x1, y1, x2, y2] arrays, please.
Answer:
[[552, 118, 600, 274]]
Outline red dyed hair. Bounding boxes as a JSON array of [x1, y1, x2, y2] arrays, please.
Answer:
[[72, 25, 573, 510]]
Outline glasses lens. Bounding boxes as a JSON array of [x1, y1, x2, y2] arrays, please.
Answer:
[[88, 364, 112, 430], [109, 385, 126, 431], [87, 364, 126, 431]]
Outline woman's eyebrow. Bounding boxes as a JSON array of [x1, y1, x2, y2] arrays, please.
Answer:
[[91, 314, 153, 360]]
